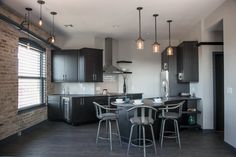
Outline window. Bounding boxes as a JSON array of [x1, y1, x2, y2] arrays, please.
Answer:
[[18, 39, 46, 109]]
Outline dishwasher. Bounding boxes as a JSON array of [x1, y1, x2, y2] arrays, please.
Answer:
[[62, 97, 71, 123]]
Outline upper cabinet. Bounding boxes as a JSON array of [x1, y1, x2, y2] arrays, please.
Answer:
[[177, 41, 199, 82], [51, 50, 78, 82], [79, 48, 103, 82]]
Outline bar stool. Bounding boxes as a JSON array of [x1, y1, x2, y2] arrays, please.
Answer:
[[93, 102, 122, 151], [127, 105, 158, 157], [159, 101, 184, 149]]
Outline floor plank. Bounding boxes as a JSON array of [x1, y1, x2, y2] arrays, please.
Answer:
[[0, 121, 235, 157]]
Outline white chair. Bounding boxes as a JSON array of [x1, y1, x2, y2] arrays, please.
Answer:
[[93, 102, 122, 151], [159, 101, 184, 149], [127, 105, 158, 157]]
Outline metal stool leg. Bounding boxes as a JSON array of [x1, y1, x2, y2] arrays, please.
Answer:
[[96, 120, 102, 145], [159, 118, 164, 144], [150, 124, 157, 155], [109, 120, 113, 151], [115, 119, 122, 146], [160, 119, 166, 148], [174, 119, 178, 143], [142, 125, 146, 157], [127, 124, 135, 155], [174, 119, 181, 149]]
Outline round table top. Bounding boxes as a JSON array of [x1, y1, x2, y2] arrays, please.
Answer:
[[111, 99, 164, 107]]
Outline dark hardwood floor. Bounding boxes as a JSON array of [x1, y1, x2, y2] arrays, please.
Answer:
[[0, 121, 235, 157]]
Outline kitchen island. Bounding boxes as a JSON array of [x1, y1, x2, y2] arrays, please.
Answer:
[[113, 96, 201, 142]]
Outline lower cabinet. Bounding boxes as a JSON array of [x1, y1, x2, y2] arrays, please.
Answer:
[[70, 96, 108, 125], [48, 96, 64, 121], [48, 94, 143, 125]]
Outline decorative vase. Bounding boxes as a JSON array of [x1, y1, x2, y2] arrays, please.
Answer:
[[188, 115, 196, 125]]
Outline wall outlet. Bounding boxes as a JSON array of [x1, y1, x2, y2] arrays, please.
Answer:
[[227, 87, 233, 94]]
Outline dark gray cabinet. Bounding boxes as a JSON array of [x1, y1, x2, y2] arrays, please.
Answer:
[[177, 41, 199, 82], [161, 47, 189, 96], [79, 48, 103, 82], [48, 95, 63, 121], [52, 50, 78, 82]]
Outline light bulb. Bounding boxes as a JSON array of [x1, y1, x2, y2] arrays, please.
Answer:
[[51, 36, 55, 43], [39, 19, 43, 26], [152, 42, 160, 53], [27, 43, 30, 49], [136, 37, 144, 50], [167, 46, 174, 56]]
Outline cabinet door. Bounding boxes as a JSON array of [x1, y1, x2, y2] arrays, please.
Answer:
[[177, 41, 198, 82], [79, 48, 103, 82], [94, 51, 103, 82], [64, 50, 78, 82], [48, 96, 63, 121], [71, 98, 87, 124], [52, 51, 65, 82]]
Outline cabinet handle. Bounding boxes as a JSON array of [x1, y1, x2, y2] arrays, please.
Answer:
[[63, 74, 65, 80], [95, 74, 97, 81], [65, 75, 67, 80]]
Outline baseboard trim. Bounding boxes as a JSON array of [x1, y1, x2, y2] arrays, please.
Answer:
[[224, 142, 236, 153], [0, 120, 47, 146], [201, 129, 215, 133]]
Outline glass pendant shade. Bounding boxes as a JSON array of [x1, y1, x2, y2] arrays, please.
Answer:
[[136, 37, 144, 50], [153, 42, 160, 53], [167, 46, 174, 56], [39, 18, 43, 26]]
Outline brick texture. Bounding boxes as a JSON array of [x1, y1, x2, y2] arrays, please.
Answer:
[[0, 5, 53, 140]]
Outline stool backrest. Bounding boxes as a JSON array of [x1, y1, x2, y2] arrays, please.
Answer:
[[127, 105, 158, 123], [93, 102, 105, 119], [163, 101, 184, 118]]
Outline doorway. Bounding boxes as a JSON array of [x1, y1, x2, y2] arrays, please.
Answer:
[[213, 52, 224, 132]]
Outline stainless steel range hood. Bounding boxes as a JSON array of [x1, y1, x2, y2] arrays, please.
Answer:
[[103, 37, 123, 74]]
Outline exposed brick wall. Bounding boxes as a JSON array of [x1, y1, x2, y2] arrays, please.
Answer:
[[0, 5, 53, 140]]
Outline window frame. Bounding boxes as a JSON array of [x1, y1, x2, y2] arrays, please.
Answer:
[[18, 38, 46, 111]]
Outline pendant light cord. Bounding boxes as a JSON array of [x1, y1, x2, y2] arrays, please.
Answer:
[[139, 9, 141, 38], [52, 15, 54, 36], [155, 16, 157, 42], [169, 21, 171, 46], [40, 4, 42, 20], [27, 10, 30, 40]]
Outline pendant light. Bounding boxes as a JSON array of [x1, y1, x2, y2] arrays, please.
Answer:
[[37, 0, 45, 26], [167, 20, 173, 56], [136, 7, 144, 50], [152, 14, 160, 53], [25, 7, 32, 49], [48, 11, 57, 43]]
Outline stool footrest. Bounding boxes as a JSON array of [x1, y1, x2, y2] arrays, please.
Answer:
[[131, 138, 154, 148]]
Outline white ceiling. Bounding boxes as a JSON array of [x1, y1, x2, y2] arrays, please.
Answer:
[[2, 0, 225, 40]]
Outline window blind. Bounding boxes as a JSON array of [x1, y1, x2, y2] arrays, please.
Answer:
[[18, 43, 46, 109]]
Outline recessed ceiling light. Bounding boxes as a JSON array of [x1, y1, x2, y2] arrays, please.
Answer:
[[112, 25, 119, 29], [64, 24, 73, 28]]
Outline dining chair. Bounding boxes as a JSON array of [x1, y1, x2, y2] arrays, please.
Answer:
[[93, 102, 122, 151], [159, 101, 184, 149], [127, 105, 158, 157]]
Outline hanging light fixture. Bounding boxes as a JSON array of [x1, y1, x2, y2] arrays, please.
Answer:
[[167, 20, 173, 56], [37, 0, 45, 26], [136, 7, 144, 50], [25, 7, 32, 49], [152, 14, 160, 53], [48, 11, 57, 43]]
